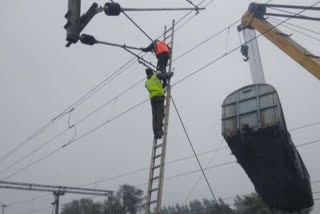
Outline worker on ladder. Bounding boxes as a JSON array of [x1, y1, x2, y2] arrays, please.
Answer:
[[145, 68, 173, 139], [141, 40, 171, 88]]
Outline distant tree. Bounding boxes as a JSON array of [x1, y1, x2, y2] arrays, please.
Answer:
[[116, 184, 144, 214], [102, 196, 124, 214], [234, 193, 313, 214], [61, 198, 101, 214], [162, 206, 170, 214], [61, 185, 144, 214], [181, 204, 191, 213], [189, 199, 205, 214], [61, 200, 82, 214]]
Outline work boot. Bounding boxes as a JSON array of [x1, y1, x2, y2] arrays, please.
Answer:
[[155, 130, 163, 139]]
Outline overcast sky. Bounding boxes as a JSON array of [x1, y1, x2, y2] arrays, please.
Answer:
[[1, 0, 320, 213]]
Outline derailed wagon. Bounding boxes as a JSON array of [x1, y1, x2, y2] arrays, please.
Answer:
[[221, 84, 313, 212]]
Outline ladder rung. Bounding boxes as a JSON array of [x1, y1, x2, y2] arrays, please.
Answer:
[[152, 176, 160, 181], [155, 143, 163, 149], [149, 200, 157, 204], [154, 154, 162, 159], [165, 35, 172, 40], [150, 188, 158, 192], [153, 164, 161, 170]]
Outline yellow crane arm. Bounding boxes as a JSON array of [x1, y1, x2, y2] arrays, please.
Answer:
[[238, 3, 320, 80]]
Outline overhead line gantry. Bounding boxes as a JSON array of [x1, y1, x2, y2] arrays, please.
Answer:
[[0, 181, 113, 214]]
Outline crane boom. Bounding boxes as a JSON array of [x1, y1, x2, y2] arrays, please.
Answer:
[[238, 3, 320, 80]]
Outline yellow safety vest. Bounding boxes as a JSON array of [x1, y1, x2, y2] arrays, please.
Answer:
[[145, 74, 165, 99]]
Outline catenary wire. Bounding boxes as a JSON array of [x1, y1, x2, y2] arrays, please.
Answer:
[[174, 0, 216, 33], [269, 18, 320, 42], [110, 0, 153, 42], [0, 57, 137, 164], [173, 18, 241, 62], [269, 17, 320, 36], [0, 77, 146, 177], [268, 7, 303, 16]]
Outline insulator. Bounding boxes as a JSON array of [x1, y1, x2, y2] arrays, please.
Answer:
[[104, 2, 121, 16]]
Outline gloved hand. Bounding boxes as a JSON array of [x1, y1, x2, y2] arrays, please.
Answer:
[[140, 48, 147, 52], [167, 72, 174, 78]]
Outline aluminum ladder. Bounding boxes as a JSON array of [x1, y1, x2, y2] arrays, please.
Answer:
[[145, 19, 175, 214]]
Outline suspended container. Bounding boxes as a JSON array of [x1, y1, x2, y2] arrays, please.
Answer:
[[221, 83, 313, 212]]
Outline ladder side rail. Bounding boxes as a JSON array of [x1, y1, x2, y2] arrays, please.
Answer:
[[167, 20, 175, 73], [163, 25, 168, 42], [145, 138, 159, 214]]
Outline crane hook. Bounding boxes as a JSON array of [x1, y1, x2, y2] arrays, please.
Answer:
[[241, 44, 249, 62]]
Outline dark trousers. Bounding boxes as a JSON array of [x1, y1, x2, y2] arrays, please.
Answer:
[[156, 52, 170, 74], [156, 52, 170, 88], [151, 96, 165, 136]]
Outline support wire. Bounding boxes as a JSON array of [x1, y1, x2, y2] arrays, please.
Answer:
[[110, 0, 153, 42], [170, 96, 224, 213]]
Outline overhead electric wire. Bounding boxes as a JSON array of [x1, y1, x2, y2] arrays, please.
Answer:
[[269, 17, 320, 36], [268, 7, 303, 16], [296, 139, 320, 148], [135, 160, 237, 188], [109, 0, 153, 42], [289, 121, 320, 131], [0, 128, 70, 177], [0, 78, 146, 178], [0, 115, 64, 162], [0, 57, 137, 164], [174, 18, 241, 62], [269, 18, 320, 42], [174, 0, 216, 33]]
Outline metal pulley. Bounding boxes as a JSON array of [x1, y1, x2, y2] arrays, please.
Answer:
[[104, 2, 122, 16]]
